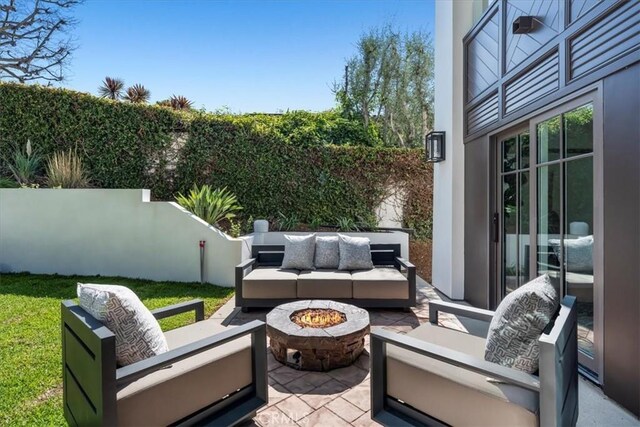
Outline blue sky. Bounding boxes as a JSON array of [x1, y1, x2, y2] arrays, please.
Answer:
[[66, 0, 434, 113]]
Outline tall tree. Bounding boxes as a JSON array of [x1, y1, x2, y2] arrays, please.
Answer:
[[0, 0, 82, 83], [335, 26, 434, 148]]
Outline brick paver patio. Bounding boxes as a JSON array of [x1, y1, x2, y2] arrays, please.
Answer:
[[213, 280, 465, 426]]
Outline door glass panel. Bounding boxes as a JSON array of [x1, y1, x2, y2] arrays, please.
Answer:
[[503, 173, 518, 294], [565, 156, 594, 357], [520, 132, 530, 168], [502, 137, 518, 172], [537, 116, 561, 163], [565, 104, 593, 158], [537, 163, 561, 295], [519, 171, 530, 286]]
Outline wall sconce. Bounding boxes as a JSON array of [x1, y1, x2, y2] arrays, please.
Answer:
[[425, 131, 445, 163], [513, 16, 536, 34]]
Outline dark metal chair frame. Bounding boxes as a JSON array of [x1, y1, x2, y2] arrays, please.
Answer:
[[235, 243, 416, 311], [370, 296, 579, 427], [61, 299, 268, 426]]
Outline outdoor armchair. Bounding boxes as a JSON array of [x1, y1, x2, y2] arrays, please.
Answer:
[[370, 296, 578, 426], [61, 299, 267, 426]]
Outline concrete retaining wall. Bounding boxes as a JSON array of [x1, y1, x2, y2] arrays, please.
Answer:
[[0, 189, 251, 287]]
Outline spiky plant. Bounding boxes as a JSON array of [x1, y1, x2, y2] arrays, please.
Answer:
[[98, 77, 125, 100], [169, 95, 194, 110], [45, 150, 91, 188], [176, 185, 242, 227], [4, 139, 42, 185], [123, 84, 151, 103]]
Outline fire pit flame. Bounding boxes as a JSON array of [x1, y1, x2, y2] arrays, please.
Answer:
[[290, 308, 346, 328]]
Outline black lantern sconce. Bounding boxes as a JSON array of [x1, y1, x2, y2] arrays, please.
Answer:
[[425, 131, 445, 163], [512, 16, 537, 34]]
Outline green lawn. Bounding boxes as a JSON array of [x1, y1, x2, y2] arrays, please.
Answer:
[[0, 273, 235, 426]]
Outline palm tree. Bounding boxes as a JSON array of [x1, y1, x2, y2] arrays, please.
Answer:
[[169, 95, 194, 110], [98, 77, 125, 100], [123, 84, 151, 103]]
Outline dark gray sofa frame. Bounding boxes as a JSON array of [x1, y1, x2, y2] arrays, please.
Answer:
[[235, 243, 416, 310], [370, 296, 579, 427], [61, 299, 268, 426]]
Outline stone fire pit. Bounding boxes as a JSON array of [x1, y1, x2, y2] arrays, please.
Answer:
[[266, 300, 370, 371]]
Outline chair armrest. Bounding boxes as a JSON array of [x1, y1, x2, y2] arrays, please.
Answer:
[[151, 299, 205, 322], [116, 320, 266, 386], [394, 257, 415, 271], [370, 327, 540, 392], [236, 258, 256, 271], [429, 300, 495, 324]]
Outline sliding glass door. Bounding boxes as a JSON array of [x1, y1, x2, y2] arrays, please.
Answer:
[[496, 99, 599, 375]]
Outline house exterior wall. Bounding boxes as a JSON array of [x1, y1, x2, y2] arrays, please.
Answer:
[[0, 189, 250, 287], [446, 0, 640, 416]]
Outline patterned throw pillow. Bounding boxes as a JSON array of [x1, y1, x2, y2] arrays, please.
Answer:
[[77, 283, 169, 366], [548, 235, 593, 273], [338, 234, 374, 271], [314, 236, 340, 269], [484, 275, 559, 373], [281, 234, 316, 270]]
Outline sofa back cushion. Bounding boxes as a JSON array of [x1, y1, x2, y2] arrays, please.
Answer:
[[314, 236, 340, 269], [484, 274, 559, 373], [338, 234, 374, 271], [77, 283, 168, 366], [281, 234, 316, 270]]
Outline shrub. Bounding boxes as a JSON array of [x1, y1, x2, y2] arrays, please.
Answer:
[[176, 185, 242, 227], [45, 149, 91, 188], [0, 176, 18, 188], [3, 140, 42, 185]]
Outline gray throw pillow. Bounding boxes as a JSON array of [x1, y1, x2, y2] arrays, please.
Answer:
[[549, 235, 593, 273], [77, 283, 169, 366], [338, 234, 374, 270], [281, 234, 316, 270], [314, 236, 340, 269], [484, 275, 559, 373]]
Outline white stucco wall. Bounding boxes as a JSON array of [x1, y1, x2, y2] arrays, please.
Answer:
[[0, 189, 249, 287], [252, 231, 409, 259], [432, 1, 475, 299]]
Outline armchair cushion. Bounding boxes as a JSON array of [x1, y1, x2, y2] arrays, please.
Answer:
[[485, 274, 559, 373], [281, 233, 316, 270], [77, 283, 168, 366], [117, 320, 252, 427], [387, 323, 538, 426], [338, 234, 374, 270]]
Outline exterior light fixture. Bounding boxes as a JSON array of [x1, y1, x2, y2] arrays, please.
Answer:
[[513, 16, 536, 34], [425, 131, 445, 163]]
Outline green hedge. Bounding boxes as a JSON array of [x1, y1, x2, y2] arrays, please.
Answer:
[[0, 83, 432, 234]]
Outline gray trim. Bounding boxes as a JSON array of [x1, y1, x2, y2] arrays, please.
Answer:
[[151, 299, 204, 322], [428, 300, 495, 324], [370, 296, 578, 426]]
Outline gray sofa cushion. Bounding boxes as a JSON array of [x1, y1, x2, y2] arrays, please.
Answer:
[[281, 234, 316, 270], [297, 269, 352, 298], [314, 236, 340, 269], [338, 234, 373, 270], [242, 267, 299, 298], [484, 275, 559, 373], [77, 283, 168, 366], [351, 268, 408, 299]]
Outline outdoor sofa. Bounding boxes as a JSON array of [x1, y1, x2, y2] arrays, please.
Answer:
[[235, 243, 416, 310]]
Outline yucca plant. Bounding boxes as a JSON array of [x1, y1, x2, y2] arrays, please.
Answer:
[[98, 77, 125, 100], [276, 212, 300, 231], [123, 84, 151, 103], [169, 95, 194, 110], [176, 185, 242, 227], [4, 140, 42, 185], [45, 150, 91, 188], [336, 217, 359, 232]]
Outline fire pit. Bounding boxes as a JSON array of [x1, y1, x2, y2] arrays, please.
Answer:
[[266, 300, 370, 371]]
